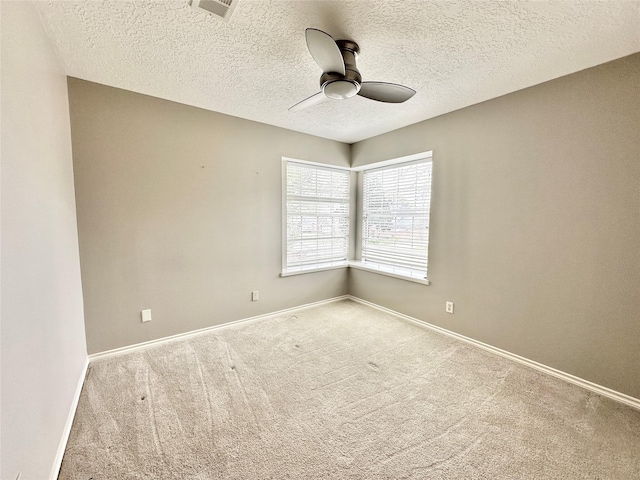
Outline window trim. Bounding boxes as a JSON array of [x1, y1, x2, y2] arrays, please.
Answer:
[[360, 155, 433, 282], [281, 158, 351, 276], [280, 262, 349, 277], [349, 260, 430, 285], [351, 151, 432, 171], [280, 152, 433, 286]]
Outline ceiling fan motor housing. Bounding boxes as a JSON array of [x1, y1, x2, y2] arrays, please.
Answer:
[[320, 40, 362, 100]]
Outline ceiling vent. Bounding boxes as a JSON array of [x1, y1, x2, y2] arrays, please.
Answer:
[[190, 0, 239, 21]]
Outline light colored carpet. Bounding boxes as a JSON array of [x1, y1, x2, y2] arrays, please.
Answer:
[[59, 299, 640, 479]]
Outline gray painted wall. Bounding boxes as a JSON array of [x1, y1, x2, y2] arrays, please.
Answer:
[[67, 79, 351, 354], [2, 6, 637, 475], [350, 53, 640, 399], [68, 53, 639, 399], [1, 3, 88, 479]]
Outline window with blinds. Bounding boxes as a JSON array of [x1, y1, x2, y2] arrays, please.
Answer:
[[284, 161, 350, 272], [362, 159, 432, 280]]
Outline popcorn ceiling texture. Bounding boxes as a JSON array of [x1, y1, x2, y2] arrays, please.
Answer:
[[37, 0, 640, 143]]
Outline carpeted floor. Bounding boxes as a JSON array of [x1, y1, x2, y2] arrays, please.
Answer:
[[59, 299, 640, 479]]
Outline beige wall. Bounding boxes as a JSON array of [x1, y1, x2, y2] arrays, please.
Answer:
[[1, 3, 88, 479], [350, 53, 640, 398], [68, 79, 351, 354]]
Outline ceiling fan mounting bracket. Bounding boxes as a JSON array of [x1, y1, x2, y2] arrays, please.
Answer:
[[336, 40, 360, 56]]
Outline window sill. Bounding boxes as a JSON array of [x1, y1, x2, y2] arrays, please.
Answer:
[[280, 261, 349, 277], [348, 261, 431, 285], [280, 261, 430, 285]]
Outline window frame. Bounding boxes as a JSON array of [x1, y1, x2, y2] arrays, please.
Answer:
[[280, 158, 351, 276], [352, 151, 433, 285], [280, 151, 432, 285]]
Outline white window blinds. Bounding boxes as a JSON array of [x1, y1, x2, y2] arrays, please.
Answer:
[[362, 159, 432, 279], [285, 161, 350, 272]]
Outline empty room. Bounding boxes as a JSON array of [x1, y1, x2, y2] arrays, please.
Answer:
[[2, 0, 639, 478]]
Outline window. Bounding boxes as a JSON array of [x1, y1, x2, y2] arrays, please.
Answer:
[[360, 158, 432, 281], [281, 153, 432, 285], [282, 160, 350, 274]]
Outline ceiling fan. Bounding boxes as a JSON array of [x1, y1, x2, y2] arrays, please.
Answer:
[[289, 28, 416, 112]]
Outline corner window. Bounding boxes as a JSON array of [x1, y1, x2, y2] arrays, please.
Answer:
[[360, 158, 432, 280], [282, 160, 350, 275]]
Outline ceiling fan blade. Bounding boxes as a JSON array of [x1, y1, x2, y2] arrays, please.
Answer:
[[358, 82, 416, 103], [305, 28, 345, 75], [289, 91, 326, 112]]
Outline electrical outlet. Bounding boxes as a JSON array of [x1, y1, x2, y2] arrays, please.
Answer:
[[141, 309, 152, 322], [445, 301, 454, 314], [251, 290, 259, 301]]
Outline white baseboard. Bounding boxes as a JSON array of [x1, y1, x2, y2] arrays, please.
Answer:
[[50, 357, 89, 479], [347, 295, 640, 410], [86, 293, 639, 411], [89, 295, 351, 362], [347, 295, 640, 411]]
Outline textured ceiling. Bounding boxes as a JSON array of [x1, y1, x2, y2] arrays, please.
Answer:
[[36, 0, 640, 143]]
